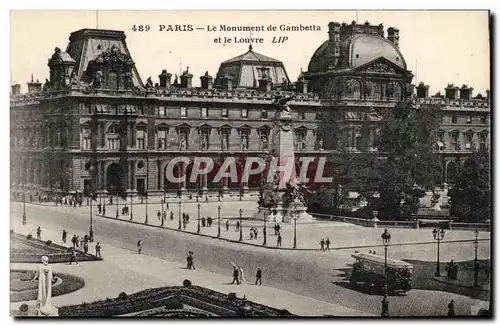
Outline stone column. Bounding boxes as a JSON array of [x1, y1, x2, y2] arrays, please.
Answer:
[[201, 173, 208, 195]]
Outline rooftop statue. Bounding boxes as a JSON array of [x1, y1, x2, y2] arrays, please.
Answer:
[[274, 95, 294, 118]]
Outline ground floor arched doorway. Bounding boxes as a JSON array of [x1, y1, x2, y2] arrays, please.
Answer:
[[107, 163, 125, 196]]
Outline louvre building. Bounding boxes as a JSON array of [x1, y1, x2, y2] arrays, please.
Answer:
[[10, 21, 490, 198]]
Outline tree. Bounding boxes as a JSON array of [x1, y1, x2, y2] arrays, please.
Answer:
[[449, 150, 491, 222], [316, 95, 442, 220]]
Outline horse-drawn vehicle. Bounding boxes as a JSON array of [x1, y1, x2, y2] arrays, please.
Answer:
[[349, 252, 413, 295]]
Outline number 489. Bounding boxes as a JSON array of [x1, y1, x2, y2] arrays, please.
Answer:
[[132, 25, 150, 32]]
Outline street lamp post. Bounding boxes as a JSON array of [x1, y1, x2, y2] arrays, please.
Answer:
[[115, 187, 119, 218], [217, 205, 221, 238], [89, 191, 94, 241], [432, 228, 446, 277], [102, 189, 108, 214], [381, 228, 391, 317], [22, 184, 27, 225], [473, 229, 479, 288], [263, 211, 267, 246], [239, 208, 243, 242], [161, 188, 165, 227], [197, 203, 201, 233], [178, 199, 182, 230], [144, 190, 148, 224], [293, 204, 297, 249]]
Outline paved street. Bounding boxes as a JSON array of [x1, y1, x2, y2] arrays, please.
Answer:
[[10, 202, 489, 316]]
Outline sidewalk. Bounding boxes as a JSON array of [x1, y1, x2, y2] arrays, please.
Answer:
[[9, 220, 373, 317]]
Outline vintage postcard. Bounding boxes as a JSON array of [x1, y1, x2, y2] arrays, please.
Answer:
[[9, 10, 491, 317]]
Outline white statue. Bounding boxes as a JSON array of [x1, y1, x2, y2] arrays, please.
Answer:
[[31, 256, 58, 316]]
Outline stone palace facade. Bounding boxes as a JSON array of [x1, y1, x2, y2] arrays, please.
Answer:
[[10, 22, 490, 197]]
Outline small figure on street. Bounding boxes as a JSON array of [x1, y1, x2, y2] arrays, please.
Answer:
[[447, 300, 455, 316], [36, 226, 41, 240], [170, 211, 174, 220], [71, 234, 77, 248], [255, 268, 262, 285], [277, 224, 281, 234], [83, 241, 89, 254], [230, 262, 240, 285], [84, 234, 89, 243], [62, 229, 67, 243], [277, 233, 282, 247], [69, 247, 78, 265], [202, 217, 206, 227], [89, 229, 94, 242], [102, 206, 106, 216], [325, 237, 331, 251], [274, 224, 278, 235], [157, 210, 161, 220], [166, 202, 169, 210], [236, 221, 240, 232], [254, 228, 258, 240], [95, 242, 102, 258], [98, 203, 102, 214], [162, 210, 167, 222], [137, 240, 143, 254], [249, 228, 254, 239], [226, 220, 230, 232], [320, 238, 325, 251], [187, 251, 196, 270], [207, 217, 212, 227]]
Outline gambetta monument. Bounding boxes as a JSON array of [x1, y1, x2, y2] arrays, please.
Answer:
[[32, 256, 59, 316], [255, 95, 314, 223]]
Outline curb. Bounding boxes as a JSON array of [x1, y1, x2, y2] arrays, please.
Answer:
[[432, 276, 490, 293], [94, 213, 490, 252]]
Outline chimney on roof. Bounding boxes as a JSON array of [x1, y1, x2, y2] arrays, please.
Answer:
[[11, 84, 21, 96], [387, 27, 400, 48], [445, 83, 459, 100], [27, 75, 42, 94], [200, 71, 213, 90], [486, 90, 490, 100], [158, 69, 172, 88], [180, 66, 193, 88], [416, 82, 429, 98], [459, 84, 473, 100]]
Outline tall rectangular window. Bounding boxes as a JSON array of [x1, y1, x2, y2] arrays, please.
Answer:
[[261, 109, 268, 119], [466, 116, 472, 124], [137, 130, 146, 149], [221, 108, 228, 118], [240, 129, 250, 150], [179, 130, 189, 150], [479, 133, 488, 151], [108, 138, 119, 150], [260, 130, 269, 150], [241, 108, 248, 118], [180, 107, 187, 117], [295, 130, 307, 151], [159, 106, 167, 116], [201, 107, 208, 118], [157, 129, 167, 150], [480, 116, 487, 124], [221, 129, 230, 150], [465, 132, 473, 150], [451, 131, 460, 151], [452, 115, 458, 124]]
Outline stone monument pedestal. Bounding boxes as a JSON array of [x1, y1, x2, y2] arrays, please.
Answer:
[[37, 305, 59, 317], [253, 199, 314, 223]]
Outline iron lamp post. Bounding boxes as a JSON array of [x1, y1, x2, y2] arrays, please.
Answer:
[[473, 229, 479, 288], [293, 204, 297, 249], [239, 208, 243, 242], [432, 228, 445, 277], [178, 199, 182, 230], [197, 202, 201, 233], [102, 189, 108, 214], [89, 191, 94, 241], [21, 183, 27, 225], [263, 211, 267, 246], [217, 205, 221, 238], [161, 188, 165, 227], [381, 228, 391, 317], [115, 187, 119, 218], [144, 190, 148, 224]]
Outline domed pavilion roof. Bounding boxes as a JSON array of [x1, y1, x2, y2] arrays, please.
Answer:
[[215, 45, 290, 89]]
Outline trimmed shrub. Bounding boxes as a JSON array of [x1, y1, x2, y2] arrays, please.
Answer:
[[117, 292, 128, 300], [182, 279, 192, 287], [26, 234, 33, 240], [46, 240, 52, 246]]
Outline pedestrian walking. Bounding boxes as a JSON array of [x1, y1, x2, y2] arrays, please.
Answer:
[[36, 226, 41, 240], [137, 240, 143, 254], [277, 233, 282, 247], [447, 300, 455, 316], [62, 229, 67, 243], [95, 242, 102, 258], [69, 247, 78, 265], [83, 241, 89, 254], [255, 268, 262, 285], [166, 202, 169, 210], [187, 251, 196, 270], [274, 224, 278, 235], [254, 228, 258, 240], [89, 228, 94, 242], [170, 211, 174, 220], [103, 206, 106, 216], [226, 220, 230, 232], [236, 221, 240, 232], [320, 238, 325, 251], [230, 262, 240, 285], [157, 210, 161, 220], [98, 203, 102, 214], [249, 228, 254, 239], [325, 237, 331, 251], [202, 217, 206, 227]]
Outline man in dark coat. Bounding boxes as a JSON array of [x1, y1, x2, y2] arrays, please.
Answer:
[[255, 268, 263, 285]]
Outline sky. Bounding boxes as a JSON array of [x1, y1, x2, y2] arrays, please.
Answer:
[[10, 10, 490, 96]]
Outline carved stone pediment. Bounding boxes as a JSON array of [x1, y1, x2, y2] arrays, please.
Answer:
[[366, 62, 395, 73]]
